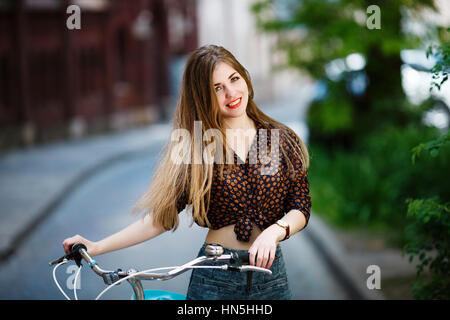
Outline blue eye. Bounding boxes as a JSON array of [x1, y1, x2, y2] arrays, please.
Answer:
[[214, 76, 240, 93]]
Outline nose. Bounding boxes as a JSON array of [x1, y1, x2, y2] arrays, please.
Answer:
[[223, 85, 236, 99]]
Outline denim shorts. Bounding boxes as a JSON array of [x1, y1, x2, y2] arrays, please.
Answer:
[[186, 242, 292, 300]]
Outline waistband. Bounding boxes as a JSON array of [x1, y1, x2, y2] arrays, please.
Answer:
[[199, 242, 282, 255], [198, 242, 282, 293]]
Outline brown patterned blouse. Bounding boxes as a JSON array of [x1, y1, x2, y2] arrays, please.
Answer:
[[176, 120, 311, 242]]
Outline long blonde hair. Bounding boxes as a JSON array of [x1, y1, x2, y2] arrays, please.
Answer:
[[131, 45, 309, 231]]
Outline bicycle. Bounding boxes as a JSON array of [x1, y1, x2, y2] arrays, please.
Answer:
[[49, 243, 272, 300]]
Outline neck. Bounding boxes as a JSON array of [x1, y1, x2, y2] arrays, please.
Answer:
[[222, 113, 255, 131]]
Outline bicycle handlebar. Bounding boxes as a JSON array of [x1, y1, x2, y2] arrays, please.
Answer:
[[50, 243, 271, 286], [231, 251, 250, 264]]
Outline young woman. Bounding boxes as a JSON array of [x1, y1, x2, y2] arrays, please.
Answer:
[[62, 45, 311, 300]]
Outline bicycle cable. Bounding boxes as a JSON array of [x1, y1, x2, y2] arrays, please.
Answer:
[[95, 266, 181, 300], [74, 264, 82, 300], [53, 258, 240, 300], [95, 265, 230, 300], [52, 259, 71, 300]]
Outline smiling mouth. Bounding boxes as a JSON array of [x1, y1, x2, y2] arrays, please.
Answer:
[[226, 97, 242, 109]]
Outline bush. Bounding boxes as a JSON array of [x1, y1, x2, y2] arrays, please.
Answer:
[[403, 196, 450, 300], [308, 124, 450, 245], [401, 131, 450, 300]]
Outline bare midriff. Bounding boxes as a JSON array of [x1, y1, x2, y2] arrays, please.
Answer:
[[205, 223, 262, 250]]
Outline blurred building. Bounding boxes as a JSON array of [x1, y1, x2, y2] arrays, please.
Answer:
[[0, 0, 198, 149]]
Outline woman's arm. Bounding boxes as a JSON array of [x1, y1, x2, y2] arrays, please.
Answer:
[[62, 213, 166, 257], [278, 208, 307, 238], [248, 209, 306, 269]]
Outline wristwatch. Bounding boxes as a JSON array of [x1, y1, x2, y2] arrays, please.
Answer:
[[276, 219, 290, 241]]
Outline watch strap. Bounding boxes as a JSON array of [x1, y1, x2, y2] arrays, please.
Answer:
[[276, 220, 290, 241]]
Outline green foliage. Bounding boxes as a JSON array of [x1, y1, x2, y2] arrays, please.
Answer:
[[252, 0, 440, 150], [403, 196, 450, 299], [308, 124, 450, 244], [307, 81, 354, 134], [402, 36, 450, 298], [402, 132, 450, 299], [251, 0, 436, 77], [427, 28, 450, 92], [411, 130, 450, 164], [309, 99, 353, 133]]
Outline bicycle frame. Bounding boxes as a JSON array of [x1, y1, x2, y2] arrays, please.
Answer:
[[131, 289, 187, 300]]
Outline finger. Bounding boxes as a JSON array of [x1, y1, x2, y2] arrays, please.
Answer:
[[63, 235, 78, 253], [62, 238, 71, 253], [258, 248, 266, 268], [64, 240, 73, 253], [248, 248, 256, 266], [256, 248, 265, 268], [261, 248, 270, 269], [267, 247, 276, 269]]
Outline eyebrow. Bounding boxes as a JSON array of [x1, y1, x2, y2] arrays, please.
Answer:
[[214, 72, 237, 86]]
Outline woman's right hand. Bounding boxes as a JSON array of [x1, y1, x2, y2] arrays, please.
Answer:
[[62, 234, 98, 257]]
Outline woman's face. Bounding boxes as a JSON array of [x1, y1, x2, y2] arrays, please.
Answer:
[[212, 62, 249, 120]]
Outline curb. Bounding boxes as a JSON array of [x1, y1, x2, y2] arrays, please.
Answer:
[[306, 216, 386, 300]]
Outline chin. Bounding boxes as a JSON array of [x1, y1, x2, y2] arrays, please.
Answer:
[[222, 107, 247, 119]]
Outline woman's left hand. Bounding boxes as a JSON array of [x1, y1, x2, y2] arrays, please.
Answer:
[[248, 225, 285, 269]]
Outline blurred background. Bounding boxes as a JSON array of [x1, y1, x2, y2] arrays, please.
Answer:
[[0, 0, 303, 147], [0, 0, 449, 300]]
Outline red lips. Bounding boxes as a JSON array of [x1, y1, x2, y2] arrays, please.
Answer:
[[226, 97, 242, 109]]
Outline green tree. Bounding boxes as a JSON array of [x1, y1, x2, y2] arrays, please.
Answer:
[[404, 131, 450, 299], [427, 37, 450, 92], [251, 0, 444, 149], [403, 41, 450, 300]]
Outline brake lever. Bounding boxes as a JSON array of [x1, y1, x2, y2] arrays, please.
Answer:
[[49, 254, 68, 266], [224, 264, 272, 275], [240, 265, 272, 275], [49, 243, 87, 268]]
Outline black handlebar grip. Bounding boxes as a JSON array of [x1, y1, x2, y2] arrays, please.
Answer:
[[69, 243, 87, 267], [237, 251, 250, 264], [231, 251, 250, 264], [71, 243, 87, 253], [48, 243, 87, 267]]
